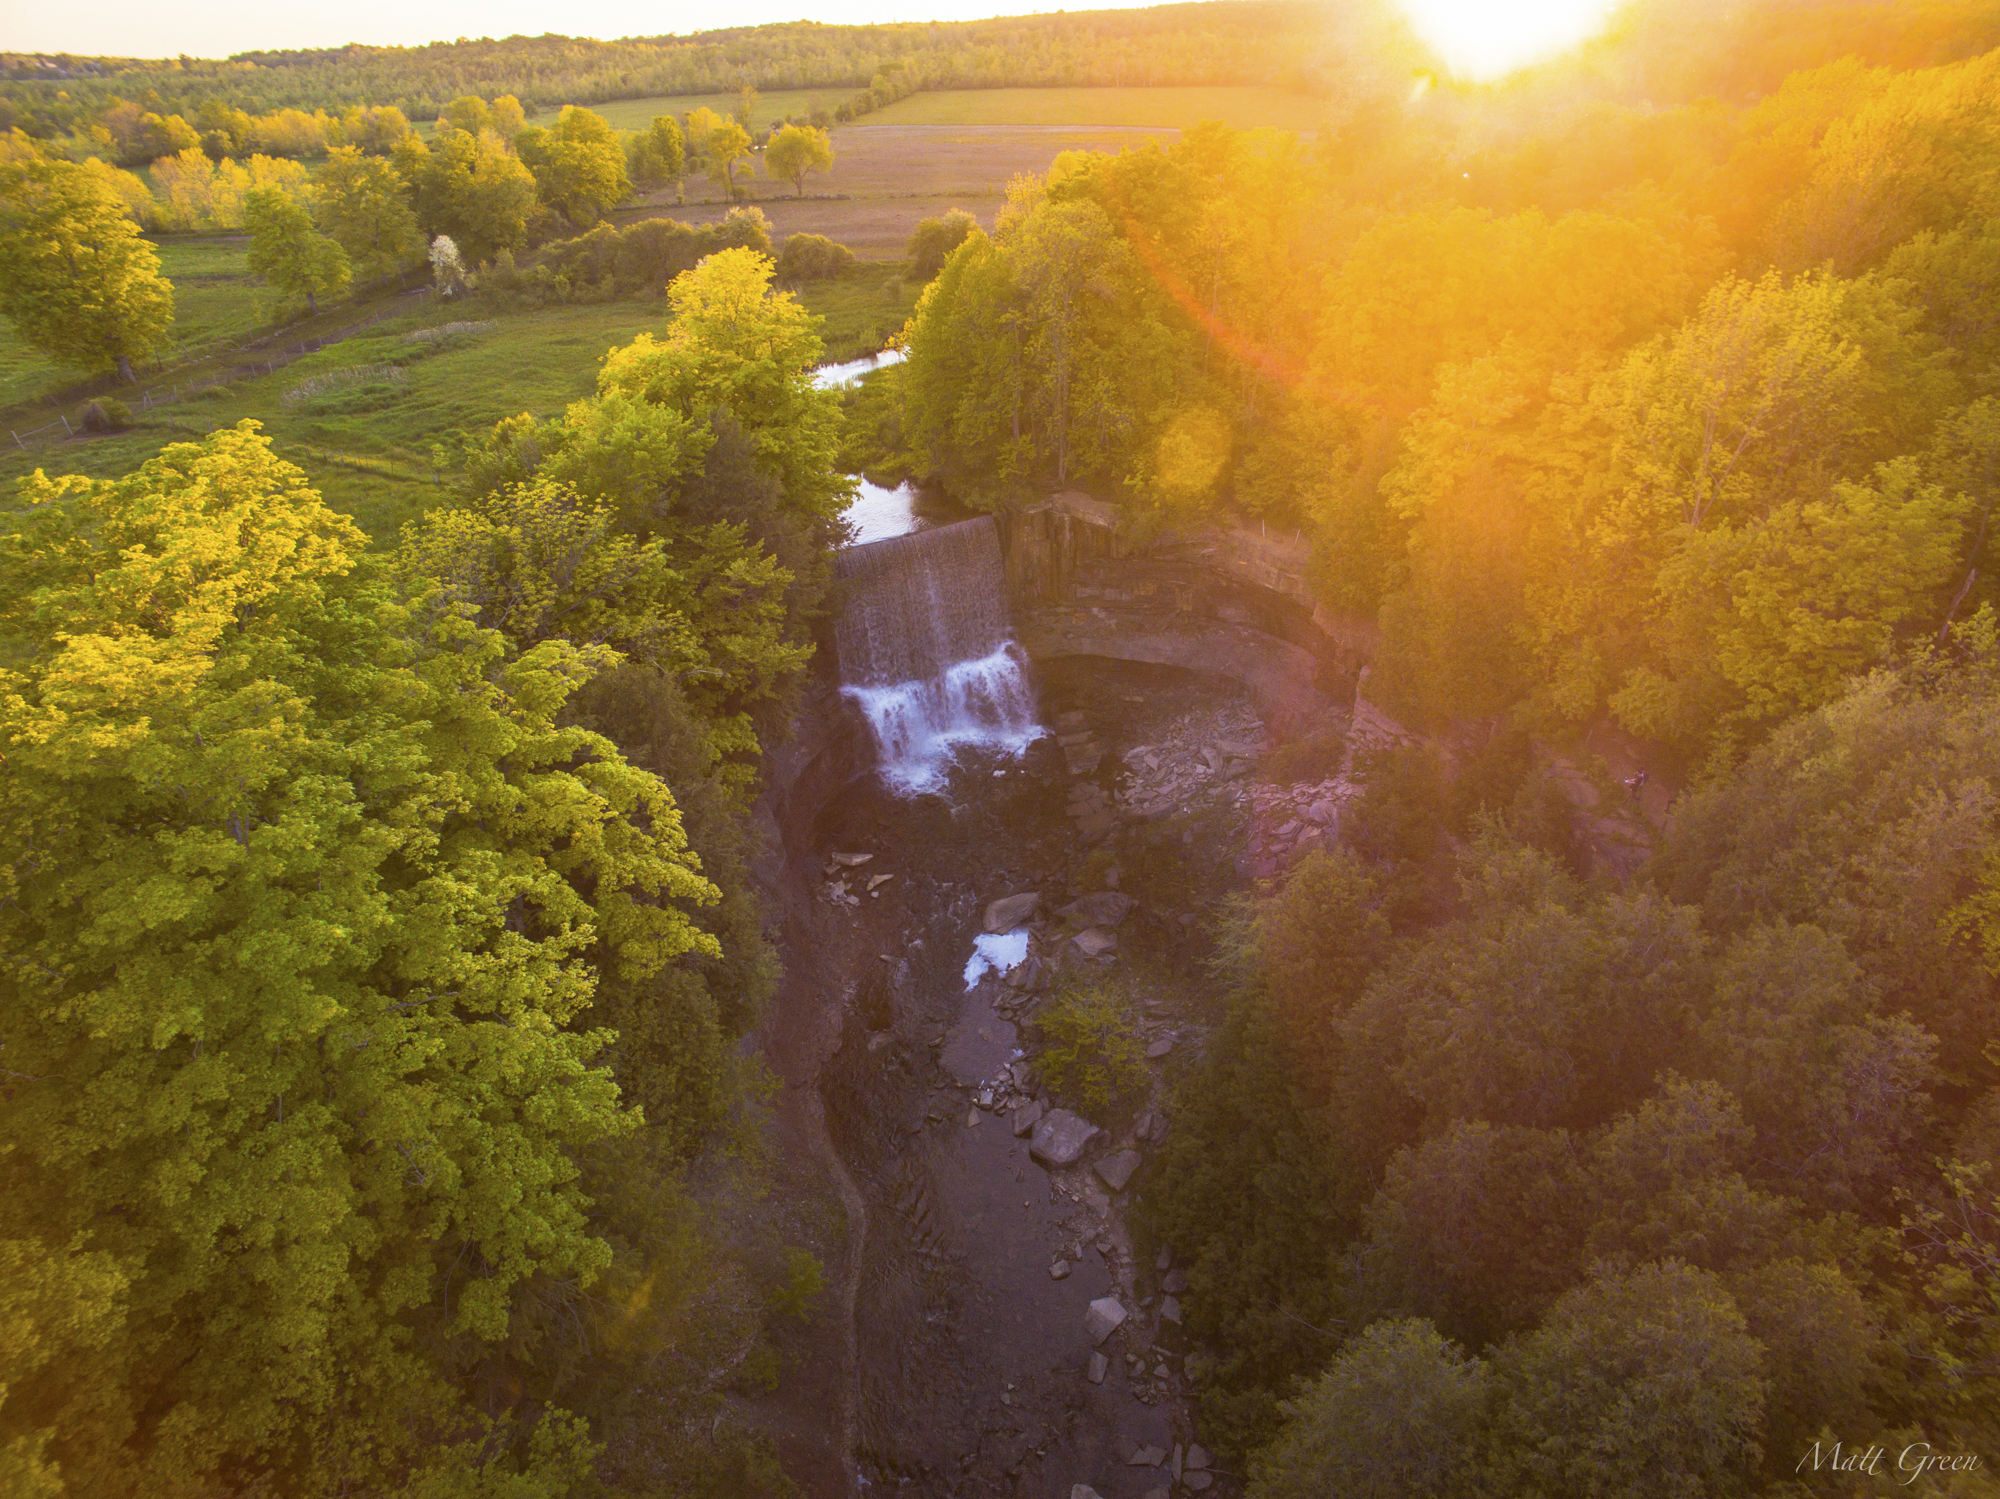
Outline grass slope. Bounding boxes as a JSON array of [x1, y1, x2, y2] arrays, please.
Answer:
[[3, 273, 909, 544]]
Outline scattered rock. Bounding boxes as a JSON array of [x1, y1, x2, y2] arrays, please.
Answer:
[[1006, 954, 1044, 991], [1155, 1246, 1173, 1271], [1050, 1258, 1071, 1280], [1087, 1351, 1108, 1383], [830, 851, 873, 867], [1070, 1488, 1104, 1499], [1073, 927, 1118, 958], [1145, 1037, 1175, 1060], [1058, 891, 1138, 927], [1184, 1472, 1214, 1491], [1085, 1296, 1129, 1345], [1187, 1445, 1212, 1471], [1162, 1268, 1188, 1295], [1011, 1098, 1047, 1138], [1094, 1149, 1141, 1191], [1307, 798, 1338, 825], [1128, 1444, 1166, 1467], [1159, 1295, 1183, 1325], [965, 1109, 981, 1128], [1031, 1109, 1103, 1167], [984, 891, 1041, 933], [866, 873, 894, 891]]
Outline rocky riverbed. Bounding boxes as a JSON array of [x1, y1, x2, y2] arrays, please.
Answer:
[[756, 661, 1357, 1499]]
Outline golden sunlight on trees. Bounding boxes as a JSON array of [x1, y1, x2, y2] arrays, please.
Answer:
[[0, 155, 174, 381]]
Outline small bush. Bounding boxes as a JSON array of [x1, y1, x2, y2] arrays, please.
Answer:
[[1261, 727, 1347, 784], [775, 232, 857, 282], [1035, 981, 1148, 1119], [78, 398, 131, 433]]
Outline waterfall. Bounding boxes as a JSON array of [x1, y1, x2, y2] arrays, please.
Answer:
[[835, 516, 1042, 792]]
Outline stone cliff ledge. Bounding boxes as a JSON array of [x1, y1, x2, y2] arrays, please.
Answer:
[[1000, 491, 1374, 736]]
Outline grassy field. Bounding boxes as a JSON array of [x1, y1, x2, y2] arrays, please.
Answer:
[[0, 235, 269, 413], [804, 264, 920, 362], [3, 269, 907, 542], [862, 86, 1340, 132]]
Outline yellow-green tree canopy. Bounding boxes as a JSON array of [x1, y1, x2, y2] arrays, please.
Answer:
[[310, 145, 423, 279], [243, 185, 350, 316], [0, 423, 717, 1495], [764, 123, 834, 198], [0, 155, 174, 381], [515, 106, 630, 227], [393, 127, 537, 264]]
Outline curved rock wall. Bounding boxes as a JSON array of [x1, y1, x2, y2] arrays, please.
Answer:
[[999, 492, 1372, 738]]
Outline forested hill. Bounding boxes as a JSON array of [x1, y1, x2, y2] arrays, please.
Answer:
[[1, 3, 1407, 126], [9, 0, 2000, 133]]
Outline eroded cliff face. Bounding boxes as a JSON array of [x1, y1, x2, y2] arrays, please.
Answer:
[[999, 493, 1371, 738]]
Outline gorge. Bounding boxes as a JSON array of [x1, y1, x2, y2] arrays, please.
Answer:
[[747, 494, 1380, 1498]]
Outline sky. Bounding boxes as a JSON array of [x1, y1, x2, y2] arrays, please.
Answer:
[[3, 0, 1615, 80]]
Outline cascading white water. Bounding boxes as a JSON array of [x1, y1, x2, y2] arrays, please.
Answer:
[[834, 517, 1043, 793]]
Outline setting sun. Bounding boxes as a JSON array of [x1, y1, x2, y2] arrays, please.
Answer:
[[1400, 0, 1620, 78]]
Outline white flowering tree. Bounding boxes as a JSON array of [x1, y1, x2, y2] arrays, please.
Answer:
[[429, 233, 467, 298]]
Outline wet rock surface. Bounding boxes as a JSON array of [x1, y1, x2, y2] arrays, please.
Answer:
[[790, 662, 1267, 1497]]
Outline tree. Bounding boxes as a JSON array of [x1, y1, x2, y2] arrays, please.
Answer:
[[310, 145, 423, 280], [628, 115, 686, 190], [1249, 1320, 1492, 1499], [907, 207, 978, 278], [764, 124, 833, 198], [0, 155, 173, 381], [395, 128, 537, 264], [1486, 1261, 1769, 1497], [515, 106, 630, 227], [443, 94, 494, 136], [489, 95, 527, 140], [705, 121, 754, 198], [774, 232, 855, 282], [0, 422, 718, 1494], [244, 185, 350, 315]]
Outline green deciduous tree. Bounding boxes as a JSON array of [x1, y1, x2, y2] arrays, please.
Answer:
[[243, 185, 350, 315], [1249, 1320, 1492, 1499], [906, 207, 978, 279], [628, 115, 686, 189], [0, 422, 718, 1495], [763, 123, 833, 198], [0, 155, 173, 381], [394, 127, 537, 264], [515, 106, 630, 227], [704, 120, 754, 198], [310, 145, 423, 280], [1487, 1261, 1769, 1498]]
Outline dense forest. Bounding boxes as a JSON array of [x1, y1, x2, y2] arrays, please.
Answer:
[[865, 4, 2000, 1491], [7, 0, 2000, 1493], [1, 251, 847, 1496]]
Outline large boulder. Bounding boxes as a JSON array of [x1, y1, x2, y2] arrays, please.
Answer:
[[1057, 891, 1137, 927], [1094, 1149, 1141, 1191], [1085, 1296, 1129, 1345], [1011, 1097, 1047, 1138], [984, 891, 1041, 933], [1073, 927, 1118, 958], [1030, 1109, 1102, 1167]]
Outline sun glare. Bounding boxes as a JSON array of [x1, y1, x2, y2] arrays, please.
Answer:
[[1398, 0, 1619, 80]]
